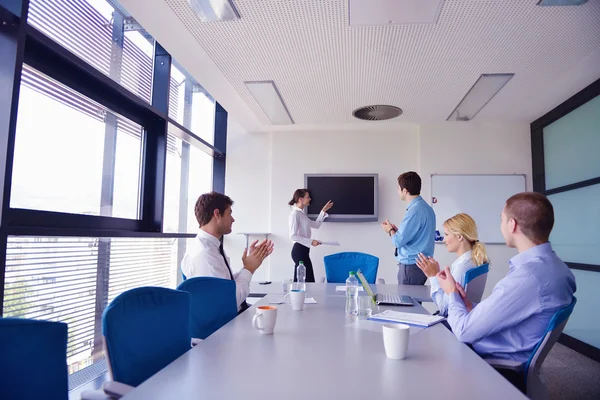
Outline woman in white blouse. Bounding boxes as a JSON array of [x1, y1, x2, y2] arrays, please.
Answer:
[[288, 189, 334, 282], [415, 213, 489, 316]]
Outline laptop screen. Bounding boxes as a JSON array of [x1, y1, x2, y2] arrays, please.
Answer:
[[356, 270, 376, 300]]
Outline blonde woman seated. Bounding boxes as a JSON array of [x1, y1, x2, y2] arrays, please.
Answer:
[[416, 213, 489, 317]]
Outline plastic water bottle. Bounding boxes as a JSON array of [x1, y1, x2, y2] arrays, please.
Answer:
[[296, 261, 306, 292], [345, 271, 359, 315]]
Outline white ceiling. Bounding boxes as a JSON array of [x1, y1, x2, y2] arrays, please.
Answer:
[[119, 0, 600, 132]]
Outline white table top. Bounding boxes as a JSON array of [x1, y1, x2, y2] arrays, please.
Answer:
[[122, 283, 526, 400]]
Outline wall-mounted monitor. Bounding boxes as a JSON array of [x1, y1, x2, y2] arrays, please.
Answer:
[[304, 174, 378, 222]]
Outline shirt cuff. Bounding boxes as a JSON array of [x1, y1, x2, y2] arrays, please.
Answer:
[[448, 292, 463, 307], [429, 276, 441, 292], [236, 268, 253, 282]]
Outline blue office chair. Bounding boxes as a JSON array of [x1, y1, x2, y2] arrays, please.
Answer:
[[464, 263, 489, 303], [102, 287, 191, 390], [0, 318, 69, 400], [177, 277, 238, 340], [486, 297, 577, 400], [323, 252, 379, 284]]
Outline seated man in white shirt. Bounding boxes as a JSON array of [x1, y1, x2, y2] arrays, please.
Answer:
[[181, 191, 274, 313]]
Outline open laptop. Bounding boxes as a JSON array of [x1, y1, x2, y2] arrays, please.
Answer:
[[356, 270, 414, 306]]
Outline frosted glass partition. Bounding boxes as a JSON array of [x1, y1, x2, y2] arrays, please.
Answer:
[[548, 183, 600, 266], [543, 94, 600, 190], [563, 270, 600, 349]]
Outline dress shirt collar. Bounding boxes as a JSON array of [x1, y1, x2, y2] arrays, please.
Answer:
[[453, 250, 473, 267], [406, 195, 423, 211], [292, 206, 304, 212], [197, 228, 222, 248], [509, 242, 554, 270]]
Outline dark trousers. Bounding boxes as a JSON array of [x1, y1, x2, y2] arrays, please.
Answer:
[[291, 243, 315, 283], [398, 263, 427, 285]]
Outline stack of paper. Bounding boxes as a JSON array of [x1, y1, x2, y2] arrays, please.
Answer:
[[368, 310, 445, 327]]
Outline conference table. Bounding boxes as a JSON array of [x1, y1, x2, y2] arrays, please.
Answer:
[[122, 283, 527, 400]]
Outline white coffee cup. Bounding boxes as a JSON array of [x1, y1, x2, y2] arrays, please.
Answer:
[[382, 323, 410, 360], [252, 306, 278, 334], [284, 290, 305, 311]]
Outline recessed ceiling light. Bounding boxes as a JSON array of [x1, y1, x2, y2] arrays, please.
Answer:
[[245, 81, 294, 125], [537, 0, 588, 5], [349, 0, 444, 26], [447, 74, 514, 121], [188, 0, 240, 22]]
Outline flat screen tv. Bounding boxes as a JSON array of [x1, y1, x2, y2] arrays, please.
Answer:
[[304, 174, 378, 222]]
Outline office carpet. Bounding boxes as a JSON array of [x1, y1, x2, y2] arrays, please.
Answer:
[[543, 343, 600, 400]]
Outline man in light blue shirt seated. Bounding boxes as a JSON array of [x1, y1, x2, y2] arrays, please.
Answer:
[[436, 192, 576, 367], [381, 171, 436, 285]]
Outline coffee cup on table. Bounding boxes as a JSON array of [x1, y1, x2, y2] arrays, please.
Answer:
[[284, 289, 305, 311], [252, 305, 278, 335]]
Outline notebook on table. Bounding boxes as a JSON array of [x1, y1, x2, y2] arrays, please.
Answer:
[[368, 310, 445, 327]]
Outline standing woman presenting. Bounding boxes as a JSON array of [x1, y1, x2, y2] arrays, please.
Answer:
[[288, 189, 334, 282]]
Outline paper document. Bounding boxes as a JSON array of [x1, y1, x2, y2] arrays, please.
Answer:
[[319, 241, 340, 246], [368, 310, 445, 327], [335, 286, 364, 292], [268, 295, 317, 304]]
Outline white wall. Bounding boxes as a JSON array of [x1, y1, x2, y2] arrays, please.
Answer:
[[225, 120, 533, 299], [223, 118, 272, 282]]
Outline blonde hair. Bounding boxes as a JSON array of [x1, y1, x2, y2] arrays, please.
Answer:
[[444, 213, 490, 266]]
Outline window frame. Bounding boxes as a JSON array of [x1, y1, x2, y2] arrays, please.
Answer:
[[530, 77, 600, 273], [0, 0, 228, 329]]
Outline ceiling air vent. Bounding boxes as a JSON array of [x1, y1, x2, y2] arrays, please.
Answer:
[[352, 105, 403, 121]]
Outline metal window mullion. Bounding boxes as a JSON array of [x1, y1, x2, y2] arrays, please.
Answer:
[[0, 0, 29, 316], [91, 8, 124, 361]]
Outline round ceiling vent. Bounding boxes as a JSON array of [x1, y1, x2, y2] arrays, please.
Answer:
[[352, 105, 403, 121]]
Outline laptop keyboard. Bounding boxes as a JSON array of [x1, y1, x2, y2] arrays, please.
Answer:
[[378, 294, 403, 304]]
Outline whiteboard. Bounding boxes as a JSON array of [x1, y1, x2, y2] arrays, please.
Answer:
[[431, 174, 526, 244]]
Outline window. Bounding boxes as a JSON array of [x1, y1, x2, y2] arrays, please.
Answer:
[[543, 94, 600, 190], [11, 65, 142, 219], [28, 0, 155, 103], [3, 236, 185, 374], [163, 134, 213, 233], [169, 63, 216, 145], [1, 0, 227, 391]]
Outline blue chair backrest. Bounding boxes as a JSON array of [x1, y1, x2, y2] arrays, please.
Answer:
[[464, 263, 489, 285], [102, 286, 191, 387], [524, 297, 577, 378], [463, 263, 489, 303], [0, 318, 68, 400], [176, 277, 238, 340], [324, 252, 379, 284]]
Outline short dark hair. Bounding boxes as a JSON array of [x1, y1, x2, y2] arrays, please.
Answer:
[[504, 192, 554, 244], [288, 189, 309, 206], [194, 192, 233, 227], [397, 171, 421, 195]]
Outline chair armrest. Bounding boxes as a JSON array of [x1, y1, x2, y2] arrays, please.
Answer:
[[191, 337, 204, 346], [376, 278, 385, 284], [320, 276, 326, 283], [485, 358, 524, 372], [102, 381, 135, 398], [81, 389, 113, 400]]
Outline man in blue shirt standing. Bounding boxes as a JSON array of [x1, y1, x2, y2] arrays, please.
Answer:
[[437, 192, 576, 366], [381, 171, 436, 285]]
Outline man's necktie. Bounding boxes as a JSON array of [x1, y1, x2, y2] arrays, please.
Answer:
[[219, 242, 250, 314]]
